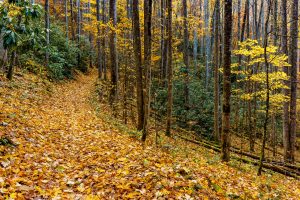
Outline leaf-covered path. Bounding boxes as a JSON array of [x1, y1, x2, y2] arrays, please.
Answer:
[[1, 73, 300, 199]]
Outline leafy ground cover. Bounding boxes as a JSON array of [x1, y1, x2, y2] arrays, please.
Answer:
[[0, 71, 299, 199]]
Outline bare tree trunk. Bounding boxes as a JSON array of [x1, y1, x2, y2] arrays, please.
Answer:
[[280, 0, 289, 162], [183, 0, 189, 111], [102, 0, 107, 80], [109, 0, 118, 106], [142, 0, 153, 141], [88, 0, 93, 69], [166, 0, 173, 137], [132, 0, 144, 131], [65, 0, 68, 45], [70, 0, 76, 40], [286, 0, 298, 163], [160, 0, 168, 85], [76, 0, 81, 69], [6, 51, 16, 80], [213, 0, 220, 141], [204, 0, 210, 88], [221, 0, 232, 162], [45, 0, 50, 68], [96, 0, 102, 78]]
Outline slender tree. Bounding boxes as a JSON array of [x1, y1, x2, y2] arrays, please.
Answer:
[[166, 0, 173, 136], [286, 0, 298, 163], [258, 0, 272, 176], [213, 0, 220, 141], [96, 0, 102, 78], [281, 0, 289, 162], [182, 0, 189, 111], [221, 0, 232, 162], [101, 0, 107, 80], [109, 0, 118, 106], [132, 0, 144, 131], [45, 0, 50, 68], [142, 0, 153, 141]]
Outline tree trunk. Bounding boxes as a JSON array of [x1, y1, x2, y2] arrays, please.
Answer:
[[204, 0, 210, 88], [160, 0, 168, 85], [70, 0, 76, 40], [76, 0, 81, 69], [281, 0, 289, 163], [45, 0, 50, 68], [142, 0, 153, 141], [166, 0, 173, 137], [182, 0, 189, 111], [6, 51, 16, 80], [96, 0, 102, 78], [221, 0, 232, 162], [101, 0, 107, 80], [65, 0, 68, 45], [213, 0, 220, 141], [109, 0, 118, 107], [286, 0, 298, 163], [132, 0, 144, 131]]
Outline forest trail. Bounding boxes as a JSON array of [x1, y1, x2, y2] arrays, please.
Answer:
[[1, 72, 300, 199]]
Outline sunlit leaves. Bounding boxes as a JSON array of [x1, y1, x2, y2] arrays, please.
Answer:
[[232, 39, 290, 111]]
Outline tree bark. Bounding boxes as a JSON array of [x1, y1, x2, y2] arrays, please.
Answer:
[[45, 0, 50, 68], [142, 0, 153, 141], [182, 0, 189, 111], [286, 0, 298, 163], [204, 0, 210, 88], [96, 0, 102, 78], [166, 0, 173, 137], [101, 0, 107, 80], [213, 0, 220, 141], [109, 0, 118, 106], [70, 0, 76, 40], [221, 0, 232, 162], [132, 0, 144, 131]]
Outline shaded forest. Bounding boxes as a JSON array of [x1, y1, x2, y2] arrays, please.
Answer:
[[0, 0, 299, 199]]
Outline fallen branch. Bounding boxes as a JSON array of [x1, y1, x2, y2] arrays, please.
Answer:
[[176, 134, 300, 179]]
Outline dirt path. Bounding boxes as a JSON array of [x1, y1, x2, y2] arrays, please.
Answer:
[[1, 72, 299, 199]]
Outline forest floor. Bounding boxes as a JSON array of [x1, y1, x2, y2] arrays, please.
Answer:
[[0, 71, 300, 199]]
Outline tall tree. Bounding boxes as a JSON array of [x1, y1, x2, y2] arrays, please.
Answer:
[[182, 0, 189, 111], [70, 0, 76, 40], [65, 0, 68, 45], [101, 0, 107, 80], [281, 0, 289, 162], [221, 0, 232, 162], [132, 0, 144, 131], [142, 0, 153, 141], [76, 0, 81, 68], [45, 0, 50, 68], [109, 0, 118, 106], [286, 0, 298, 163], [160, 0, 168, 84], [166, 0, 173, 136], [96, 0, 102, 78], [204, 0, 210, 88], [213, 0, 220, 141]]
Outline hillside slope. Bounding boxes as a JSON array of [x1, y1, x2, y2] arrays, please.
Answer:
[[0, 72, 299, 199]]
